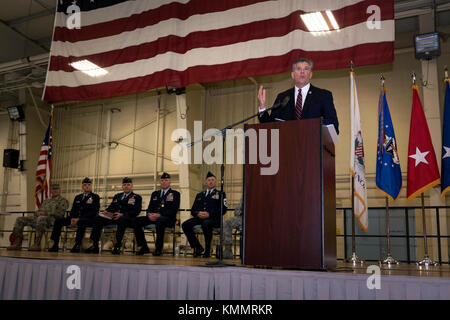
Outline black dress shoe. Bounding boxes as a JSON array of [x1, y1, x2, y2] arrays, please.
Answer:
[[193, 246, 204, 257], [152, 249, 162, 256], [85, 245, 99, 254], [111, 246, 121, 255], [70, 244, 81, 253], [136, 246, 150, 256], [48, 245, 59, 252]]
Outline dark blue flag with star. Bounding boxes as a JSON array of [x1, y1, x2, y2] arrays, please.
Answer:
[[442, 79, 450, 197], [376, 89, 402, 200]]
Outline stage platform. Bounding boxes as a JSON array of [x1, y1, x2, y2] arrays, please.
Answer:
[[1, 249, 450, 300]]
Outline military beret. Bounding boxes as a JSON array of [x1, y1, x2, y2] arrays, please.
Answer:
[[122, 177, 132, 183], [161, 172, 171, 179], [51, 183, 60, 189], [82, 177, 92, 184], [206, 171, 215, 179]]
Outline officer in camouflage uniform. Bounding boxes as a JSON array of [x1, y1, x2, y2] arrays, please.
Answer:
[[7, 184, 69, 251], [222, 196, 243, 259]]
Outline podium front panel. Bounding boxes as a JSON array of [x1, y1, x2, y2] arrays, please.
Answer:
[[244, 119, 330, 269]]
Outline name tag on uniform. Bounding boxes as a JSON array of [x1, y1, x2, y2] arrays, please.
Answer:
[[128, 197, 135, 205], [166, 193, 174, 201], [153, 196, 158, 201]]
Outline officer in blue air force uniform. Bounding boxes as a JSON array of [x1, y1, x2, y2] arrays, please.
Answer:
[[182, 171, 228, 258], [85, 177, 142, 254], [133, 172, 180, 256], [48, 177, 100, 253]]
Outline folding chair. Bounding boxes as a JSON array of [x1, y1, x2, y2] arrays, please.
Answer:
[[143, 224, 176, 255]]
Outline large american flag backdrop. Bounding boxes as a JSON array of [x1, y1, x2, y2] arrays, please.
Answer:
[[43, 0, 394, 102]]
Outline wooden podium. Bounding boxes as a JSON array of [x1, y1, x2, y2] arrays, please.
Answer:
[[243, 118, 336, 270]]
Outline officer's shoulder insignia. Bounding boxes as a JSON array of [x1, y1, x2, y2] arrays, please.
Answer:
[[223, 198, 228, 207]]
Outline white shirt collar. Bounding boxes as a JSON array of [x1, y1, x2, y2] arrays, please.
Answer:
[[295, 83, 310, 96]]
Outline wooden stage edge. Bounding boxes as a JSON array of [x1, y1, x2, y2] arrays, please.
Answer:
[[1, 249, 450, 279]]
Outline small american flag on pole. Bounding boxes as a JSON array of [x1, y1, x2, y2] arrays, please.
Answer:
[[35, 110, 53, 209]]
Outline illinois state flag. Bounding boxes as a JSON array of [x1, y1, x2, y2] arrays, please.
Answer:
[[376, 89, 402, 200], [350, 71, 368, 231], [442, 78, 450, 197], [407, 85, 440, 201]]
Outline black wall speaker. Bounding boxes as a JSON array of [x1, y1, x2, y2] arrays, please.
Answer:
[[3, 149, 20, 168]]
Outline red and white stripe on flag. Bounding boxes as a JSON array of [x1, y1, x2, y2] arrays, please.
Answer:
[[35, 117, 53, 209], [43, 0, 394, 102]]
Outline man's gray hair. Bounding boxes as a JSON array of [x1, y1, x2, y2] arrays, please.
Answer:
[[292, 58, 313, 71]]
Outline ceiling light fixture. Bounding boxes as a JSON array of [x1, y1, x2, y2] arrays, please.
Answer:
[[70, 60, 108, 77], [301, 10, 340, 32]]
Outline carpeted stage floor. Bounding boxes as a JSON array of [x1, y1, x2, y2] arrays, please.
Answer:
[[1, 249, 450, 300]]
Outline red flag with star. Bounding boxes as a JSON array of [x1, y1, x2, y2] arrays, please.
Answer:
[[407, 85, 440, 201]]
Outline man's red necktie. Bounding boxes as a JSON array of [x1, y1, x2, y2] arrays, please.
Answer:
[[295, 89, 303, 120]]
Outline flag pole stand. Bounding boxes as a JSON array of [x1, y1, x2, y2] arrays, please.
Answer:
[[347, 176, 364, 266], [417, 194, 439, 267], [380, 197, 399, 266]]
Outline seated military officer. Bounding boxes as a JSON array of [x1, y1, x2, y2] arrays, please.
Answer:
[[48, 177, 100, 253], [7, 184, 69, 251], [182, 172, 227, 258], [133, 172, 180, 256], [85, 177, 142, 254]]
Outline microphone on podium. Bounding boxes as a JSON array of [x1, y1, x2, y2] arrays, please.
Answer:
[[273, 95, 290, 109]]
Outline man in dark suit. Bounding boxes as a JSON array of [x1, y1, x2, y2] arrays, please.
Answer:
[[48, 177, 100, 253], [182, 172, 228, 258], [258, 58, 339, 134], [133, 172, 180, 256], [85, 177, 142, 254]]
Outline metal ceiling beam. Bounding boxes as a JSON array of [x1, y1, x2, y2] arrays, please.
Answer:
[[395, 0, 433, 12], [7, 9, 54, 26], [0, 19, 49, 52], [395, 2, 450, 19]]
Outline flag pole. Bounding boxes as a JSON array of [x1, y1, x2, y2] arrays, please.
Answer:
[[411, 72, 438, 267], [348, 176, 363, 265], [417, 193, 438, 266], [381, 197, 399, 265], [347, 61, 364, 266], [379, 75, 399, 266]]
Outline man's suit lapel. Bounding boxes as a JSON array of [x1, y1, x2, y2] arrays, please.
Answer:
[[302, 85, 315, 115], [285, 87, 296, 120]]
